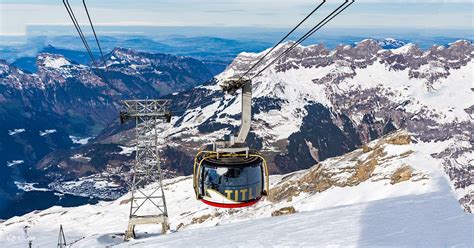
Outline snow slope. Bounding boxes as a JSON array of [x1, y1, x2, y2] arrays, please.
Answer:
[[119, 191, 472, 247], [1, 131, 472, 247]]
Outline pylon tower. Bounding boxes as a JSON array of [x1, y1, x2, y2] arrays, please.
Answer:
[[57, 225, 67, 248], [120, 100, 172, 241]]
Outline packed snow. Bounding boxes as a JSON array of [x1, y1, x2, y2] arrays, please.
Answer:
[[14, 182, 50, 192], [39, 55, 71, 69], [39, 129, 57, 136], [391, 43, 416, 54], [118, 146, 136, 155], [1, 132, 472, 247]]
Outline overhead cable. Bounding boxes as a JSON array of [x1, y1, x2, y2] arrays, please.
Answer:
[[238, 0, 327, 81], [251, 0, 354, 80]]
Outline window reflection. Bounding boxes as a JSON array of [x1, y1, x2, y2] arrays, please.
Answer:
[[201, 163, 263, 202]]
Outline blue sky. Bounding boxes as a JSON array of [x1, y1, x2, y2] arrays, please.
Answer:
[[0, 0, 473, 35]]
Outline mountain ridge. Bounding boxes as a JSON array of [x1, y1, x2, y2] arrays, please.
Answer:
[[1, 39, 471, 220]]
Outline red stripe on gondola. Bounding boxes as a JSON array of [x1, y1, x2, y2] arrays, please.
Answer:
[[200, 198, 261, 208]]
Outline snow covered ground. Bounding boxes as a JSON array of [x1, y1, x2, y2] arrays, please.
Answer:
[[120, 191, 472, 247], [1, 131, 472, 247]]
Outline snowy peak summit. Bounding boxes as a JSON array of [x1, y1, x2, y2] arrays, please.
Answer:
[[37, 53, 72, 69]]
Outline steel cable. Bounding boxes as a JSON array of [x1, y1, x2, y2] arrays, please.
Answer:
[[238, 0, 327, 81], [63, 0, 97, 66], [251, 0, 354, 80], [82, 0, 105, 60]]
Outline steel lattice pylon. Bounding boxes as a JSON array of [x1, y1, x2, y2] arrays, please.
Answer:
[[120, 100, 172, 241], [57, 225, 66, 248]]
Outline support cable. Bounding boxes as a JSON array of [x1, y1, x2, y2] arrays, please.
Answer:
[[238, 0, 327, 81], [251, 0, 354, 80], [82, 0, 105, 60], [63, 0, 97, 66]]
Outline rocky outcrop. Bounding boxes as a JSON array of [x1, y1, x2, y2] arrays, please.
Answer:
[[391, 166, 413, 184], [271, 206, 296, 217], [269, 131, 429, 203]]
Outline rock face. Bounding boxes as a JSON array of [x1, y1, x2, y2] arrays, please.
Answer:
[[269, 130, 427, 203], [391, 166, 414, 185], [100, 48, 214, 97]]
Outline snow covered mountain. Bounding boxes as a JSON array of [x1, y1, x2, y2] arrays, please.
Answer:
[[1, 131, 472, 247], [159, 39, 472, 211], [0, 49, 217, 218], [36, 39, 473, 214]]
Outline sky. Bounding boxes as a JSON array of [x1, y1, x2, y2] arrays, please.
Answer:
[[0, 0, 473, 36]]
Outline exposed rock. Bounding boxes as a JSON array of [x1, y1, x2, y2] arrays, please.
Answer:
[[269, 130, 427, 203], [362, 145, 372, 153], [191, 212, 222, 224], [119, 198, 131, 205], [191, 214, 212, 224], [176, 223, 185, 230], [271, 206, 296, 217], [348, 158, 378, 185], [386, 134, 411, 145], [391, 166, 414, 184], [459, 194, 473, 213]]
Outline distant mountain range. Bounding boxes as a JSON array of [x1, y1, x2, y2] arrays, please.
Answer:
[[0, 38, 472, 219], [0, 48, 219, 218], [2, 34, 471, 70]]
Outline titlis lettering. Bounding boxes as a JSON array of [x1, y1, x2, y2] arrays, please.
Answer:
[[224, 187, 256, 202]]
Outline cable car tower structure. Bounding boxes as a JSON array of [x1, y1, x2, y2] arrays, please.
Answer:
[[61, 1, 174, 240], [120, 100, 172, 240]]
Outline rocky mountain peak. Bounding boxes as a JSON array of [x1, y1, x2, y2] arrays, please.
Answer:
[[37, 53, 73, 69], [355, 38, 382, 50], [0, 62, 43, 90], [36, 53, 103, 87]]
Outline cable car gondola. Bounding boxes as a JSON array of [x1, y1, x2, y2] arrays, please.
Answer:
[[193, 149, 269, 208], [193, 79, 269, 208]]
